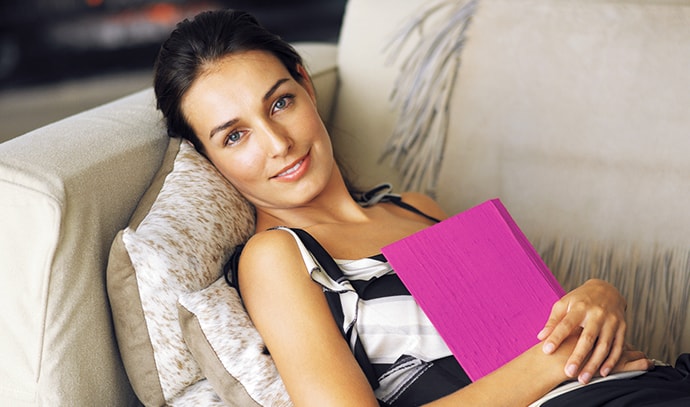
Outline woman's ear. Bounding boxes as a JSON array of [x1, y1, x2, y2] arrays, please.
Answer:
[[296, 64, 317, 104]]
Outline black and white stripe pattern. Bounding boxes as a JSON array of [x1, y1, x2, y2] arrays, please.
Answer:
[[281, 227, 454, 405]]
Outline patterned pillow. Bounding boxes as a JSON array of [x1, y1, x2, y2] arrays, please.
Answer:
[[168, 379, 226, 406], [107, 138, 255, 405], [178, 278, 292, 406]]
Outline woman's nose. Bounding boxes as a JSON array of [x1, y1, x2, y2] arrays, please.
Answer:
[[260, 122, 292, 157]]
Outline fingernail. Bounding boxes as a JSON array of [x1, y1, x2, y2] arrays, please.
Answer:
[[601, 367, 611, 377], [543, 342, 555, 354], [565, 364, 578, 377], [579, 372, 592, 384], [537, 328, 548, 339]]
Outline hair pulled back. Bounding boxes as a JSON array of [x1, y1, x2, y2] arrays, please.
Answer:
[[153, 9, 304, 151]]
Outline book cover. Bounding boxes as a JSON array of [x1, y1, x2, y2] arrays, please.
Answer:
[[381, 198, 565, 381]]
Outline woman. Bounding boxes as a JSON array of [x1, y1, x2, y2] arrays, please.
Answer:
[[154, 9, 688, 406]]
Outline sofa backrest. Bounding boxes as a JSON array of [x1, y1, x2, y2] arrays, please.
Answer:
[[0, 89, 167, 406], [331, 0, 690, 362], [333, 0, 690, 245]]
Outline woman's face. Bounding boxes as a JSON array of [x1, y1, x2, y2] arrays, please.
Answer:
[[181, 50, 334, 210]]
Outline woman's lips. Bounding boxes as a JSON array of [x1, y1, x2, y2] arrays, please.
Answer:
[[271, 153, 310, 181]]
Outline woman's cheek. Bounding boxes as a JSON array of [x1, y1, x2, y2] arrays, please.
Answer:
[[222, 158, 261, 186]]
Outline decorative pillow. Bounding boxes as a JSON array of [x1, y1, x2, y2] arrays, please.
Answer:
[[106, 138, 255, 406], [168, 379, 226, 407], [178, 278, 293, 407]]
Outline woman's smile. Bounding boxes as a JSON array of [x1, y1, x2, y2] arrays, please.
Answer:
[[271, 152, 311, 181]]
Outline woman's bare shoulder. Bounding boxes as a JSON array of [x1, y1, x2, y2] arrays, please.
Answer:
[[244, 227, 297, 252], [236, 229, 309, 292], [240, 228, 303, 272], [399, 191, 449, 221]]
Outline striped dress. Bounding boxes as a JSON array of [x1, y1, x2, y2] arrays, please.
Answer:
[[252, 227, 690, 407], [277, 227, 470, 406], [226, 185, 469, 405]]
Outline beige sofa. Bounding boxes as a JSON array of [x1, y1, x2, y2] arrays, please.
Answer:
[[1, 0, 688, 405]]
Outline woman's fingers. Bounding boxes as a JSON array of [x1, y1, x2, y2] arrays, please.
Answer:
[[539, 299, 580, 354], [599, 320, 627, 376], [572, 343, 652, 384], [572, 324, 614, 382], [612, 347, 654, 374], [570, 310, 627, 382], [540, 302, 624, 383], [564, 326, 598, 381], [539, 279, 628, 383], [537, 298, 567, 342]]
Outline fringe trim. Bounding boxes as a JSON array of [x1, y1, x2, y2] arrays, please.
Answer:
[[536, 238, 690, 363], [381, 0, 479, 196]]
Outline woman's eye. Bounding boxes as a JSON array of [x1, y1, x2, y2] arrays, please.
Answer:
[[272, 94, 294, 113], [225, 131, 243, 146]]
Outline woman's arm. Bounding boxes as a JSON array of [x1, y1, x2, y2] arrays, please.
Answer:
[[239, 230, 380, 406], [427, 338, 574, 406], [238, 229, 576, 406], [426, 337, 652, 407]]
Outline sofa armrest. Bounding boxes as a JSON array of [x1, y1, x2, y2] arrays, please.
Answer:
[[0, 89, 166, 406], [292, 42, 338, 124]]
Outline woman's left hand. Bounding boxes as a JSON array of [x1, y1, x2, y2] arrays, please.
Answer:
[[537, 278, 627, 384]]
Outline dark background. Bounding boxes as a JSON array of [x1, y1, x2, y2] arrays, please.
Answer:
[[0, 0, 348, 90]]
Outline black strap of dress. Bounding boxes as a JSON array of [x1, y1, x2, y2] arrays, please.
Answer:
[[357, 183, 441, 223]]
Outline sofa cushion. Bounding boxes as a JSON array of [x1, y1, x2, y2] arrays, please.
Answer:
[[178, 278, 291, 406], [107, 138, 255, 405]]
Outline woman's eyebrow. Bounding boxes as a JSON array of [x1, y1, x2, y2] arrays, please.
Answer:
[[209, 118, 238, 141], [263, 78, 290, 101]]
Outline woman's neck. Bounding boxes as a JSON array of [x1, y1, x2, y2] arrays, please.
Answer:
[[254, 173, 368, 232]]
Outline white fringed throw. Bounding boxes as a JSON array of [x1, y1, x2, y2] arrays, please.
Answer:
[[538, 238, 690, 364], [382, 0, 478, 196]]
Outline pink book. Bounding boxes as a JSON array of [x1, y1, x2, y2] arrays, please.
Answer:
[[381, 198, 565, 381]]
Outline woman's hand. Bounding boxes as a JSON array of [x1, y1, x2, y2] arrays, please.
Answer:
[[537, 279, 627, 384], [609, 344, 654, 375]]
